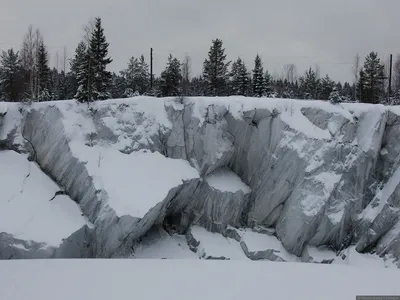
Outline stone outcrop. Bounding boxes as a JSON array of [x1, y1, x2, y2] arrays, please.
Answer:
[[1, 98, 400, 265]]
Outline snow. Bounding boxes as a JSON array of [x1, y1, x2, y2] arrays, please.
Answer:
[[362, 165, 400, 221], [300, 172, 342, 217], [134, 234, 197, 259], [313, 172, 342, 197], [189, 97, 354, 140], [236, 228, 300, 261], [1, 259, 400, 300], [280, 107, 332, 140], [69, 143, 199, 218], [356, 105, 386, 153], [307, 245, 399, 269], [0, 102, 7, 114], [205, 168, 251, 194], [0, 150, 87, 246], [0, 103, 23, 143], [191, 226, 247, 260]]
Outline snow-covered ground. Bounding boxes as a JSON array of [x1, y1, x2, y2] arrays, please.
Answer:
[[1, 259, 399, 300], [133, 225, 399, 269], [0, 151, 87, 246]]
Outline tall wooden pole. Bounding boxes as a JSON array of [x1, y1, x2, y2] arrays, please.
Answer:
[[150, 47, 153, 90], [389, 54, 393, 96]]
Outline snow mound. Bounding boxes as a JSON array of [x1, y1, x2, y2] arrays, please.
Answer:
[[69, 143, 199, 218], [0, 151, 87, 246], [205, 168, 251, 194]]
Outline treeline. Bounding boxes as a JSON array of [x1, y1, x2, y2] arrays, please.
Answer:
[[0, 17, 396, 105]]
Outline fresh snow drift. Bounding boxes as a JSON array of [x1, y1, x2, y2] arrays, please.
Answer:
[[1, 260, 400, 300], [0, 151, 87, 246]]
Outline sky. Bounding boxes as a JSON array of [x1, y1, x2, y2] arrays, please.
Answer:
[[0, 0, 399, 83]]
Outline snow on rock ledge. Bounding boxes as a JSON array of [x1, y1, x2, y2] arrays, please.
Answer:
[[0, 150, 87, 258], [205, 167, 251, 194]]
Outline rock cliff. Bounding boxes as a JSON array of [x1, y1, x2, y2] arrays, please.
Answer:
[[1, 97, 400, 265]]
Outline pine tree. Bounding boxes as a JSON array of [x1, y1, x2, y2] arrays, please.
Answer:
[[203, 38, 231, 96], [252, 54, 265, 97], [0, 48, 22, 101], [320, 75, 335, 100], [36, 40, 51, 101], [160, 54, 182, 97], [230, 57, 249, 96], [358, 52, 385, 104]]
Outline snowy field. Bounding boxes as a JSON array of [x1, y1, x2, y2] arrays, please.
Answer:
[[0, 259, 399, 300]]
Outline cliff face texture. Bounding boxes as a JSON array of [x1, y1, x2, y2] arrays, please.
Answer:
[[1, 97, 400, 265]]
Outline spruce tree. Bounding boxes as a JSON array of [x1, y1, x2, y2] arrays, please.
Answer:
[[160, 54, 182, 97], [89, 17, 112, 100], [121, 55, 149, 95], [203, 38, 231, 96], [191, 76, 207, 96], [230, 57, 249, 96], [110, 72, 127, 98], [36, 40, 51, 101], [73, 41, 93, 101], [329, 87, 343, 104], [320, 75, 335, 100], [358, 52, 385, 104], [0, 48, 22, 101], [252, 54, 265, 97], [265, 70, 273, 96], [299, 68, 320, 99]]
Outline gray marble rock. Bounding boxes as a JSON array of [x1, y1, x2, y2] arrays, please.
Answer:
[[2, 99, 400, 265], [0, 233, 54, 259]]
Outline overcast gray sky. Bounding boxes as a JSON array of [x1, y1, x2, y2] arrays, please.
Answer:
[[0, 0, 398, 82]]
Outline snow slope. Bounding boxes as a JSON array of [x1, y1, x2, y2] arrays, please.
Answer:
[[1, 260, 399, 300], [0, 151, 87, 246]]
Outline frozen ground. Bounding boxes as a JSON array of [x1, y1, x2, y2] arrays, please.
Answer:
[[0, 259, 399, 300], [0, 150, 87, 246]]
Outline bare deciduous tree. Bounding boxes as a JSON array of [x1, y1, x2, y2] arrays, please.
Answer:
[[63, 46, 67, 73], [83, 18, 95, 46], [352, 53, 360, 100], [181, 53, 191, 96], [20, 25, 42, 101], [393, 55, 400, 93], [283, 63, 297, 83]]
